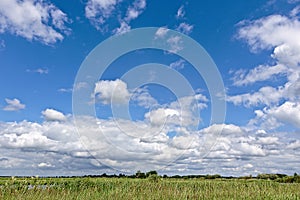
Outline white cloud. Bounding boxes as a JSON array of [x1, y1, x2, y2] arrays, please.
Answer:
[[74, 82, 89, 91], [94, 79, 130, 105], [85, 0, 117, 22], [155, 27, 169, 39], [42, 108, 66, 122], [167, 35, 183, 53], [124, 0, 146, 22], [144, 94, 208, 128], [290, 5, 300, 17], [232, 64, 286, 86], [230, 11, 300, 121], [3, 98, 25, 111], [58, 88, 72, 93], [26, 68, 49, 74], [266, 101, 300, 128], [94, 79, 157, 108], [170, 59, 186, 70], [176, 22, 193, 35], [247, 101, 300, 130], [227, 86, 283, 107], [131, 87, 157, 108], [237, 15, 300, 53], [113, 21, 131, 35], [287, 140, 300, 149], [85, 0, 146, 34], [85, 0, 118, 32], [38, 162, 54, 168], [176, 5, 185, 19], [113, 0, 146, 35], [145, 108, 179, 127], [0, 0, 70, 44], [0, 115, 299, 176]]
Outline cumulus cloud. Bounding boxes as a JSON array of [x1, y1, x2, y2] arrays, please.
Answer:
[[94, 79, 157, 109], [3, 98, 25, 111], [249, 101, 300, 129], [0, 0, 70, 44], [94, 79, 130, 105], [42, 108, 66, 121], [0, 115, 299, 176], [144, 94, 208, 128], [229, 10, 300, 131]]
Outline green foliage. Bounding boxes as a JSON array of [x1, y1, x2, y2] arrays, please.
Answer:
[[135, 170, 146, 179], [205, 174, 221, 179], [146, 170, 158, 177]]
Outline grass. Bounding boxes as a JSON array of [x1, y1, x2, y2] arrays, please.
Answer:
[[0, 177, 299, 199]]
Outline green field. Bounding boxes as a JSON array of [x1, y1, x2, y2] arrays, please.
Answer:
[[1, 177, 300, 200]]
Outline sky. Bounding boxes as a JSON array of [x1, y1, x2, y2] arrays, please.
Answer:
[[0, 0, 300, 176]]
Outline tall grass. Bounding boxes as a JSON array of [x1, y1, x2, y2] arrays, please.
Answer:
[[0, 177, 299, 199]]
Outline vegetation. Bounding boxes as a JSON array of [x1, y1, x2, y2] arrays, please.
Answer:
[[0, 172, 300, 199]]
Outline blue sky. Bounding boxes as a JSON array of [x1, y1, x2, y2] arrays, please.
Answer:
[[0, 0, 300, 176]]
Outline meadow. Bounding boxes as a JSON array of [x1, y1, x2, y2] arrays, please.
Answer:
[[0, 176, 300, 199]]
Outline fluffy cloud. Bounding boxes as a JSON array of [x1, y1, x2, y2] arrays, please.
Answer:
[[232, 64, 287, 86], [85, 0, 146, 34], [124, 0, 146, 22], [229, 10, 300, 131], [85, 0, 117, 23], [143, 93, 208, 129], [42, 108, 66, 121], [0, 115, 299, 176], [227, 86, 283, 107], [114, 0, 146, 35], [130, 87, 157, 108], [176, 22, 193, 35], [3, 98, 25, 111], [0, 0, 70, 44], [94, 79, 157, 109], [155, 27, 169, 38], [145, 108, 179, 126], [237, 15, 300, 53], [94, 79, 131, 105], [250, 101, 300, 129], [113, 21, 131, 35]]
